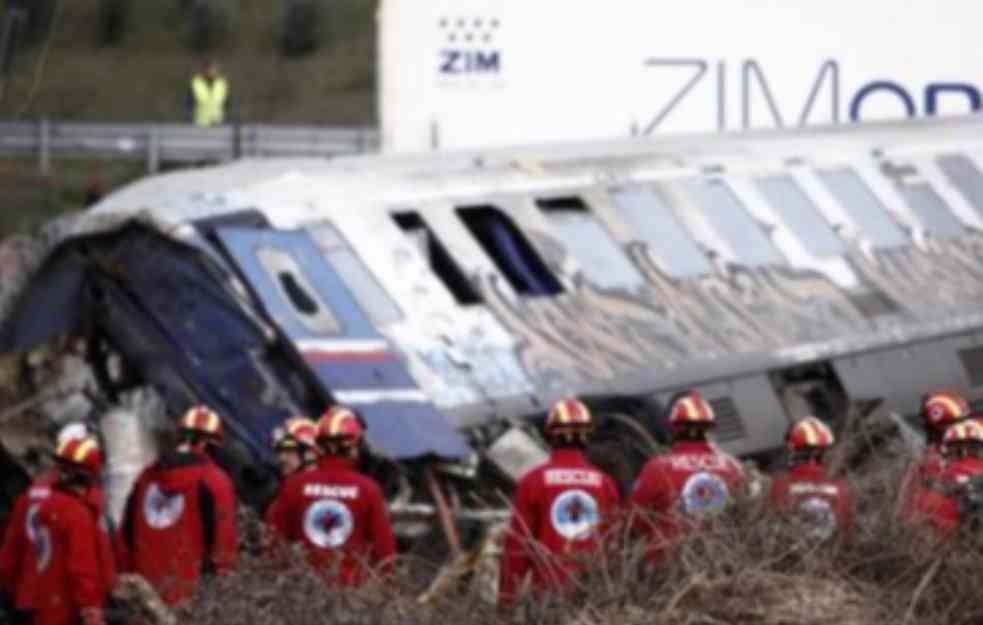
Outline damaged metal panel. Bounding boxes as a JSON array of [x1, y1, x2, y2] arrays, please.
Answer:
[[0, 246, 87, 353]]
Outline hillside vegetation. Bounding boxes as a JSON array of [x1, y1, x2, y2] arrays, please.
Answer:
[[0, 0, 377, 124], [0, 0, 377, 234]]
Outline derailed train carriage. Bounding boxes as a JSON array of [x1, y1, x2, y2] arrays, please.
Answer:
[[3, 115, 983, 537]]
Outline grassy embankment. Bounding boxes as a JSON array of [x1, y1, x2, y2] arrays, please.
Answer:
[[0, 0, 376, 236]]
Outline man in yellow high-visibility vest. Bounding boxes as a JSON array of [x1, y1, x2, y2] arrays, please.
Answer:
[[187, 60, 229, 127]]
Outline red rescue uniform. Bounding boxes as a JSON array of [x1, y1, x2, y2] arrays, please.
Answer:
[[498, 448, 621, 608], [631, 440, 745, 560], [30, 487, 116, 625], [912, 456, 983, 533], [118, 450, 238, 606], [0, 471, 57, 611], [769, 461, 853, 539], [265, 455, 395, 587], [901, 445, 960, 531]]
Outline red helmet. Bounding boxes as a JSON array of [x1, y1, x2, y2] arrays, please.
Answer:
[[786, 417, 836, 451], [943, 419, 983, 446], [921, 391, 970, 431], [545, 398, 594, 443], [668, 391, 715, 429], [179, 405, 224, 442], [273, 417, 318, 451], [54, 436, 103, 478], [316, 406, 365, 449]]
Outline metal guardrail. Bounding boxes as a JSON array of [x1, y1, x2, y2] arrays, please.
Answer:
[[0, 119, 380, 174]]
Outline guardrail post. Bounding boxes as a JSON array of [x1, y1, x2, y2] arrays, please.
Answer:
[[146, 125, 160, 173], [232, 120, 242, 160], [38, 116, 50, 175]]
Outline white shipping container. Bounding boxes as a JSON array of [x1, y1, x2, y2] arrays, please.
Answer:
[[377, 0, 983, 152]]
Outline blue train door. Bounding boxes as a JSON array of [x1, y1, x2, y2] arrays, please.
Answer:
[[215, 226, 470, 460]]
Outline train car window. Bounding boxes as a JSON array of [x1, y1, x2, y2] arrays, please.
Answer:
[[816, 168, 908, 248], [256, 247, 342, 335], [391, 212, 483, 306], [535, 197, 645, 290], [609, 187, 712, 278], [937, 154, 983, 218], [755, 176, 846, 257], [683, 179, 784, 267], [456, 205, 564, 296], [895, 183, 965, 240], [308, 224, 404, 325]]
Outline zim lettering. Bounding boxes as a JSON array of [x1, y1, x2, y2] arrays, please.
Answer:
[[439, 50, 501, 75]]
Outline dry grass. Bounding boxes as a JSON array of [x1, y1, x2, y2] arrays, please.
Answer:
[[166, 455, 983, 625]]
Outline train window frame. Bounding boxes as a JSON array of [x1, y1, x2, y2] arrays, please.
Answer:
[[456, 204, 564, 297], [682, 178, 785, 268], [308, 223, 405, 326], [815, 168, 908, 249], [608, 186, 713, 279], [391, 211, 483, 306], [535, 196, 646, 291], [937, 153, 983, 220], [895, 182, 965, 240], [754, 175, 847, 257], [256, 246, 344, 336]]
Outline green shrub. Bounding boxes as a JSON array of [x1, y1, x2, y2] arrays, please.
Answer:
[[96, 0, 132, 47], [187, 0, 238, 53], [6, 0, 57, 46], [278, 0, 326, 58]]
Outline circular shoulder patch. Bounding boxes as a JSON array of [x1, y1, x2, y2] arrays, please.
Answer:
[[550, 489, 600, 542], [303, 499, 354, 549], [28, 507, 51, 573], [681, 471, 729, 518], [796, 496, 837, 540], [143, 483, 187, 530]]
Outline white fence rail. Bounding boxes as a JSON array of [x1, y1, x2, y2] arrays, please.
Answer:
[[0, 119, 380, 173]]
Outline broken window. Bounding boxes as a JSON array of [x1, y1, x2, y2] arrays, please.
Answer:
[[391, 211, 483, 305], [456, 205, 564, 296], [896, 183, 965, 240], [535, 196, 645, 290], [608, 186, 712, 278], [256, 247, 342, 335], [816, 168, 908, 249], [755, 175, 846, 257], [308, 223, 404, 325], [682, 179, 784, 267], [937, 154, 983, 220]]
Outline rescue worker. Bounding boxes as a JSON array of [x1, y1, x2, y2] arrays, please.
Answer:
[[118, 405, 239, 606], [769, 417, 853, 540], [265, 406, 396, 587], [901, 391, 970, 522], [30, 436, 116, 625], [0, 423, 97, 625], [909, 391, 969, 484], [498, 398, 621, 610], [915, 419, 983, 533], [631, 390, 745, 562], [271, 417, 320, 478], [186, 59, 228, 127]]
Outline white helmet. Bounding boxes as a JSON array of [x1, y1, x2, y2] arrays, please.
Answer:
[[56, 421, 91, 447]]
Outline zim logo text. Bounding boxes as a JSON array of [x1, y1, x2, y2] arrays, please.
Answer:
[[439, 50, 501, 75]]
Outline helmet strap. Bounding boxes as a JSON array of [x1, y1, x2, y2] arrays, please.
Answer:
[[926, 428, 945, 446], [673, 425, 708, 443], [789, 448, 824, 466], [57, 464, 94, 492]]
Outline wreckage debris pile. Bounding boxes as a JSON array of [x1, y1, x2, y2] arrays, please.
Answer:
[[176, 468, 983, 625]]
